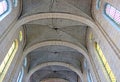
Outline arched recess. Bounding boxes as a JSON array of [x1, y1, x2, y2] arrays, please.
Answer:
[[0, 13, 100, 81], [15, 13, 96, 29], [23, 41, 89, 64], [23, 41, 92, 82], [17, 13, 98, 73], [0, 13, 99, 42], [41, 78, 68, 82], [26, 62, 84, 82], [12, 13, 100, 82]]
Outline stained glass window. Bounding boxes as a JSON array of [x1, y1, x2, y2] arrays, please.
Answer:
[[13, 0, 17, 7], [17, 67, 24, 82], [105, 4, 120, 25], [95, 42, 116, 82], [96, 0, 101, 9], [0, 0, 11, 21], [0, 39, 18, 82], [0, 0, 8, 16], [87, 70, 93, 82], [23, 57, 27, 67], [19, 31, 23, 42]]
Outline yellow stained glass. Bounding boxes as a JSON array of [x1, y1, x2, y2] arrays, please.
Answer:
[[19, 31, 23, 42], [3, 54, 9, 65], [89, 33, 93, 40], [109, 72, 116, 82], [95, 42, 116, 82], [0, 62, 4, 74], [101, 56, 107, 65], [8, 42, 15, 56], [105, 62, 111, 74], [0, 39, 18, 81], [0, 41, 15, 76]]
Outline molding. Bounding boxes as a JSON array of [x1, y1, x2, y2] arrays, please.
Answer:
[[0, 13, 98, 43], [23, 41, 89, 63], [41, 78, 68, 82], [26, 62, 84, 82], [22, 40, 92, 82]]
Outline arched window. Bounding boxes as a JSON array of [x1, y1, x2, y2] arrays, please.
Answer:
[[96, 0, 101, 9], [0, 0, 7, 15], [89, 33, 93, 40], [0, 0, 11, 21], [94, 42, 116, 82], [19, 31, 23, 42], [13, 0, 18, 7], [105, 4, 120, 25], [0, 39, 18, 82], [87, 70, 93, 82], [23, 57, 27, 67], [17, 67, 24, 82]]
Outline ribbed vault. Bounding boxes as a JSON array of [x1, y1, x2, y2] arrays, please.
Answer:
[[25, 44, 87, 82], [29, 66, 79, 82], [20, 0, 92, 82]]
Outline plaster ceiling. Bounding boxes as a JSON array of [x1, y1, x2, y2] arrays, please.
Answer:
[[22, 0, 91, 81], [30, 66, 78, 82], [22, 0, 91, 18], [25, 22, 87, 48], [28, 45, 83, 70], [27, 45, 83, 82], [41, 78, 69, 82]]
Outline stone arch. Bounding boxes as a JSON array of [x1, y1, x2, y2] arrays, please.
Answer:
[[23, 41, 92, 82], [26, 62, 84, 82], [23, 41, 88, 62], [41, 78, 68, 82], [16, 13, 96, 28], [1, 13, 99, 47], [13, 13, 98, 82]]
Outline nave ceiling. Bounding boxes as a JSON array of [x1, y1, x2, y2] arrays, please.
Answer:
[[21, 0, 91, 82]]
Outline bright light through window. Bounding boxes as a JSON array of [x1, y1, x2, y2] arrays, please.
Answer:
[[0, 39, 18, 82], [17, 67, 24, 82], [23, 57, 27, 67], [95, 42, 116, 82], [105, 4, 120, 24], [19, 31, 23, 42], [0, 0, 8, 16]]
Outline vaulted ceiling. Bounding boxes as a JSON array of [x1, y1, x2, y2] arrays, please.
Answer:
[[22, 0, 92, 82], [22, 0, 91, 17]]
